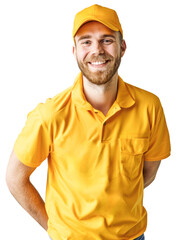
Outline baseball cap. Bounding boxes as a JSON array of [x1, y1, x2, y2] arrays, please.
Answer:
[[72, 4, 123, 40]]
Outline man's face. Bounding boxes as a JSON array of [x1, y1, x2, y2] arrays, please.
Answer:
[[73, 21, 126, 85]]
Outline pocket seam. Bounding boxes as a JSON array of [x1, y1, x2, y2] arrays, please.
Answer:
[[120, 138, 149, 155]]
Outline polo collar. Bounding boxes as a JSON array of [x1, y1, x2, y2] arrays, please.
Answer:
[[116, 75, 135, 108], [72, 72, 135, 111]]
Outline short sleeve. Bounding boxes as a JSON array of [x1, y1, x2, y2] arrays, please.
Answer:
[[14, 103, 51, 167], [144, 98, 171, 161]]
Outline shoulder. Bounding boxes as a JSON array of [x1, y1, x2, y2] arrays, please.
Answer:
[[32, 85, 73, 125], [125, 81, 161, 109]]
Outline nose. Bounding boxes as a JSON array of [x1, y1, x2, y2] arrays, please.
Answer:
[[91, 41, 105, 55]]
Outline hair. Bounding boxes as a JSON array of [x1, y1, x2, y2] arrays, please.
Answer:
[[117, 31, 123, 43]]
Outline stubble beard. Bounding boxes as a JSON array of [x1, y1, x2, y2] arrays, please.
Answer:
[[76, 54, 121, 85]]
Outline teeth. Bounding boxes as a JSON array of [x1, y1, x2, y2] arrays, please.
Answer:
[[91, 61, 106, 65]]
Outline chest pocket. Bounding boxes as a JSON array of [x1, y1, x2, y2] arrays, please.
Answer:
[[120, 138, 149, 180]]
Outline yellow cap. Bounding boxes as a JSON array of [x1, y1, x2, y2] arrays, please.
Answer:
[[73, 4, 123, 40]]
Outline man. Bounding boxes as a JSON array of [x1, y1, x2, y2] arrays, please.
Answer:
[[6, 4, 171, 240]]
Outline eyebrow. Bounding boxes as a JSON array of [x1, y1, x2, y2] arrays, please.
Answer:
[[102, 34, 116, 39], [77, 34, 116, 42], [78, 35, 92, 42]]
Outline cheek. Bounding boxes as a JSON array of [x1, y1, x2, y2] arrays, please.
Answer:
[[77, 48, 90, 62], [106, 45, 120, 58]]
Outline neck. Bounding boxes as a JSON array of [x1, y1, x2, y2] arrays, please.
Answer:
[[82, 72, 119, 115]]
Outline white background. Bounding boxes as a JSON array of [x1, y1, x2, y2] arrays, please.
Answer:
[[0, 0, 177, 239]]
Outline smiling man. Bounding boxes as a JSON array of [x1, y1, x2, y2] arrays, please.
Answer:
[[6, 4, 171, 240], [73, 21, 126, 116], [74, 21, 123, 85]]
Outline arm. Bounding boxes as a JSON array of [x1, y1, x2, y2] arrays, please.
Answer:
[[143, 160, 161, 189], [6, 149, 48, 231]]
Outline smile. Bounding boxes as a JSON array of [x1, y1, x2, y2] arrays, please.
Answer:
[[88, 60, 110, 67]]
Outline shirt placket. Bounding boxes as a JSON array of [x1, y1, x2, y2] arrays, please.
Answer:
[[94, 105, 121, 142]]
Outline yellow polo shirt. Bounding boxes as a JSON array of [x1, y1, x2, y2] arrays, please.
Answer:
[[14, 73, 171, 240]]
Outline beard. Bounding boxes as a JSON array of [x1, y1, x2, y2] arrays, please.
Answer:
[[76, 52, 121, 85]]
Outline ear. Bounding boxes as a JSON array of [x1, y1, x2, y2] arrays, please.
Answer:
[[120, 39, 127, 57], [73, 46, 77, 59]]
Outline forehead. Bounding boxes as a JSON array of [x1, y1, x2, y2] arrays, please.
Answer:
[[75, 21, 116, 39]]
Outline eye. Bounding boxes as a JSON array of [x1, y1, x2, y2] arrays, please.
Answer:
[[101, 39, 113, 45], [81, 40, 91, 46]]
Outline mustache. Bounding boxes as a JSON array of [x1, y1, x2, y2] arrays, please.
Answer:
[[85, 54, 113, 62]]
